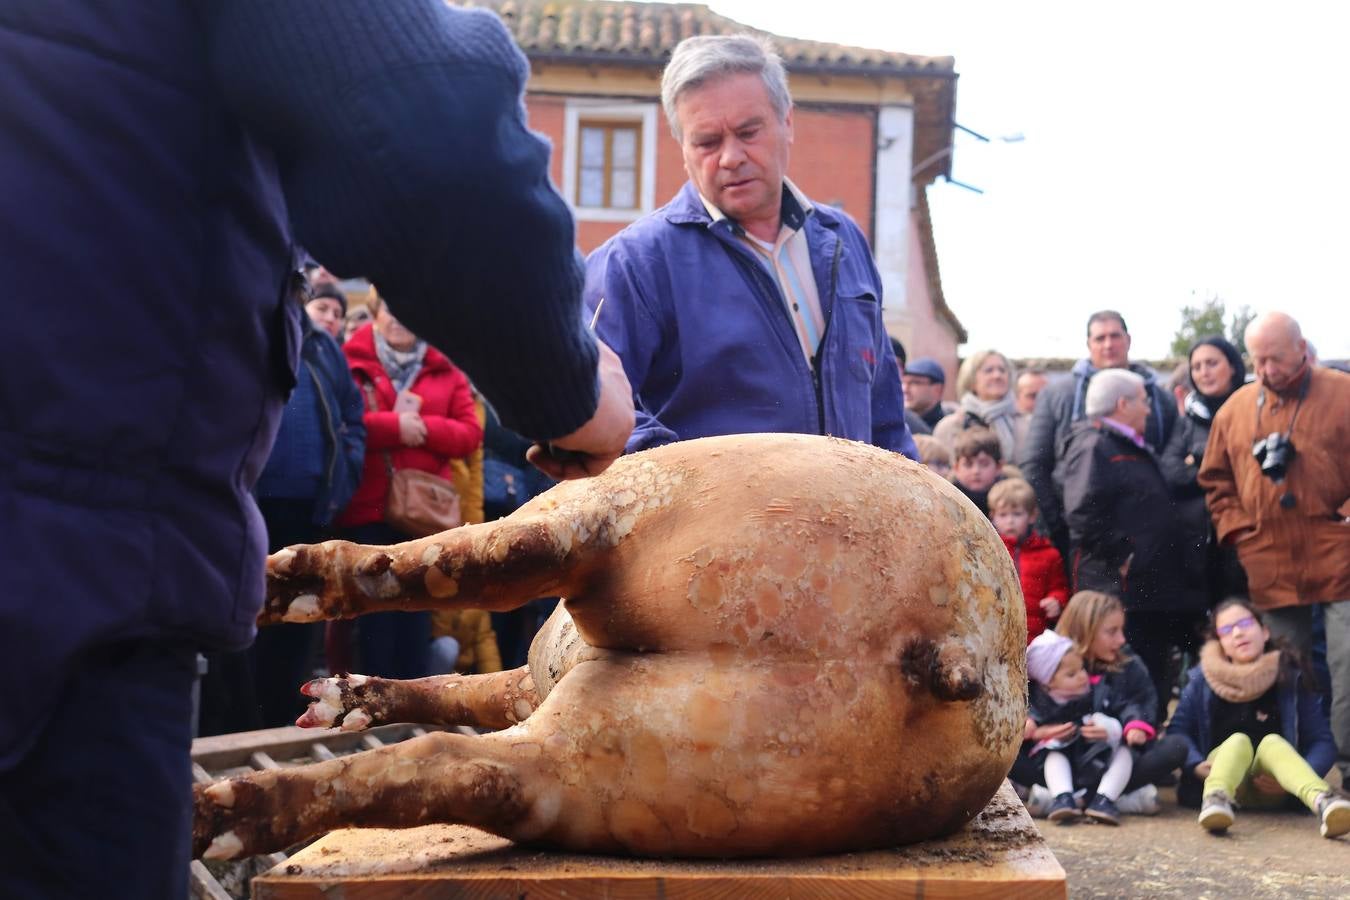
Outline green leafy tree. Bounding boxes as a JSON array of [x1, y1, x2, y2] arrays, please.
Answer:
[[1171, 295, 1228, 357], [1228, 304, 1255, 357]]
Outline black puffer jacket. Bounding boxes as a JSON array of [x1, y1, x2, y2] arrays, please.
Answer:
[[1159, 392, 1247, 606], [1056, 420, 1186, 612]]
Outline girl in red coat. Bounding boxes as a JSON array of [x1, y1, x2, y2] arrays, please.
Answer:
[[989, 478, 1069, 642], [337, 296, 483, 679]]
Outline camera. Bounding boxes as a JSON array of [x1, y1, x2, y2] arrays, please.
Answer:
[[1252, 432, 1296, 482]]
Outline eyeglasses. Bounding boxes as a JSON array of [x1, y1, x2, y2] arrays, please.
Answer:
[[1216, 616, 1256, 637]]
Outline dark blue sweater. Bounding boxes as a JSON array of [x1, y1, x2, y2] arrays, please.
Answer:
[[0, 0, 597, 768]]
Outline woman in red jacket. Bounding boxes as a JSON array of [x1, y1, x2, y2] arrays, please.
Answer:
[[338, 296, 484, 679]]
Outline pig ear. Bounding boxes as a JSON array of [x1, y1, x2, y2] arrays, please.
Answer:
[[900, 638, 983, 703]]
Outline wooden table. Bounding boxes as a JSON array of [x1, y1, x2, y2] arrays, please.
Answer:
[[253, 781, 1065, 899]]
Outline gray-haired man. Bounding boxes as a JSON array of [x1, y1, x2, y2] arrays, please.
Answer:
[[1057, 368, 1188, 720], [584, 35, 915, 458]]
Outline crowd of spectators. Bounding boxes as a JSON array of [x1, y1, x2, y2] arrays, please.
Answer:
[[900, 309, 1349, 838]]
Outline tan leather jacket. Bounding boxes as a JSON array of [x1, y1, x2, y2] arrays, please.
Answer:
[[1199, 367, 1350, 608]]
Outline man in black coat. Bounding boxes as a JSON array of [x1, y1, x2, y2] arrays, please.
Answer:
[[1057, 368, 1190, 722], [1019, 311, 1177, 558]]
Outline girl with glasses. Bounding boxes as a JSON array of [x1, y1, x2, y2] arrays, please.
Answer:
[[1168, 597, 1349, 837]]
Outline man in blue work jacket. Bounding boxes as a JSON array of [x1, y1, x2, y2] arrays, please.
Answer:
[[585, 34, 916, 459]]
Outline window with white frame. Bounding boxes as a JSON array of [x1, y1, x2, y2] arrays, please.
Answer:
[[563, 101, 658, 222]]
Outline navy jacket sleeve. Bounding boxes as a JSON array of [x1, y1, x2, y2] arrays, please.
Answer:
[[1166, 670, 1208, 773], [1297, 684, 1337, 777], [335, 352, 367, 498], [197, 0, 597, 441]]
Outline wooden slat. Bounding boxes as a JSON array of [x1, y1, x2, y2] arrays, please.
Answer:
[[360, 735, 384, 751], [192, 762, 215, 785], [188, 860, 234, 900], [252, 782, 1065, 900], [251, 751, 282, 771], [191, 724, 423, 770], [311, 743, 338, 762]]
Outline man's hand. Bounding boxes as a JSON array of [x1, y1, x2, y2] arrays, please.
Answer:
[[1125, 728, 1148, 747], [528, 338, 634, 480], [1193, 761, 1212, 778], [398, 412, 427, 447], [1251, 773, 1284, 796], [1038, 596, 1062, 619]]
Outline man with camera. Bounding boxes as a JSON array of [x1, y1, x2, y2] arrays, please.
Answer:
[[1199, 311, 1350, 783]]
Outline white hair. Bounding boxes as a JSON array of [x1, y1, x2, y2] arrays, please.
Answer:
[[660, 34, 792, 140], [1085, 369, 1145, 419]]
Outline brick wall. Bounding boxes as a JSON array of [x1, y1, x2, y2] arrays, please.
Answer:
[[526, 94, 876, 253]]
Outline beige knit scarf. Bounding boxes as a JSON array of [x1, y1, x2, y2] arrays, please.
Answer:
[[1199, 640, 1281, 703]]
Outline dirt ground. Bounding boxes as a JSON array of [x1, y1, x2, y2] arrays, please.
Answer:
[[1035, 783, 1350, 898]]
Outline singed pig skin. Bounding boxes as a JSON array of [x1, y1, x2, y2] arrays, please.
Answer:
[[195, 433, 1027, 860]]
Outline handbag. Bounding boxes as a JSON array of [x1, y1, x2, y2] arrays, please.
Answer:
[[362, 379, 462, 537]]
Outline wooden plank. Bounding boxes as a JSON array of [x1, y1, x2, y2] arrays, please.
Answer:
[[311, 743, 337, 762], [192, 763, 215, 785], [253, 782, 1065, 900], [191, 724, 423, 770], [251, 751, 282, 771], [189, 860, 234, 900]]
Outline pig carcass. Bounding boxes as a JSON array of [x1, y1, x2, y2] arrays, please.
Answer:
[[194, 433, 1026, 861]]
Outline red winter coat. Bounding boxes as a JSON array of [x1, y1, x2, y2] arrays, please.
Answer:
[[1002, 532, 1069, 642], [338, 324, 484, 528]]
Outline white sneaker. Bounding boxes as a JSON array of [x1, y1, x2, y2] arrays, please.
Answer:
[[1024, 783, 1054, 818], [1316, 792, 1350, 839], [1116, 784, 1160, 816], [1199, 790, 1235, 832]]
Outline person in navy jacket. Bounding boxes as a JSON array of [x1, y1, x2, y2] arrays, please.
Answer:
[[1169, 598, 1349, 838], [586, 35, 915, 459], [0, 3, 633, 897]]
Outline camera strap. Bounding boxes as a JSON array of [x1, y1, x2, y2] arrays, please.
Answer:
[[1255, 366, 1311, 438], [1256, 368, 1311, 509]]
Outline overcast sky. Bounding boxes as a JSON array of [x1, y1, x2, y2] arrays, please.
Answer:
[[673, 0, 1350, 360]]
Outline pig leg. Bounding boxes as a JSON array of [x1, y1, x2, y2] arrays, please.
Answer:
[[193, 730, 550, 861], [295, 667, 540, 732], [259, 459, 681, 627]]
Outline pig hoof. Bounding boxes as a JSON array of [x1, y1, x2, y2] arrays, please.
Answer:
[[282, 594, 323, 623], [270, 547, 298, 575], [339, 708, 373, 732], [203, 830, 245, 860], [298, 678, 347, 727]]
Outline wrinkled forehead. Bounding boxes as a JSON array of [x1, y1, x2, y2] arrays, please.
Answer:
[[677, 73, 778, 125]]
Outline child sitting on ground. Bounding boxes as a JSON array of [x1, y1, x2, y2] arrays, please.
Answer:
[[1022, 629, 1135, 825], [1168, 597, 1350, 838], [988, 478, 1068, 642], [912, 434, 952, 479], [949, 427, 1004, 516]]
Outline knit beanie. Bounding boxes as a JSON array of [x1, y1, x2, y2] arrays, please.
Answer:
[[1026, 630, 1074, 687]]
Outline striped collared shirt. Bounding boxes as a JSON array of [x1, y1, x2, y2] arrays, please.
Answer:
[[700, 179, 824, 362]]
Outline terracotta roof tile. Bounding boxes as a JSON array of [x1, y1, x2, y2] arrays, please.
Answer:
[[455, 0, 954, 75]]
